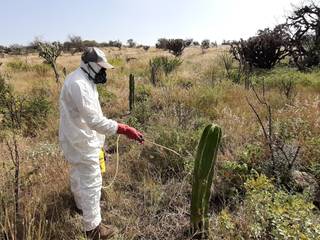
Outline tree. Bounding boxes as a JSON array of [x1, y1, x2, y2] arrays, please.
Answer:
[[211, 41, 218, 47], [108, 40, 122, 50], [143, 45, 150, 51], [184, 38, 193, 47], [156, 38, 169, 49], [286, 1, 320, 70], [9, 44, 24, 55], [156, 38, 193, 56], [37, 41, 62, 83], [230, 25, 290, 69], [68, 35, 84, 55], [82, 40, 99, 48], [127, 39, 136, 48], [166, 39, 186, 56], [201, 39, 210, 53], [193, 41, 200, 46]]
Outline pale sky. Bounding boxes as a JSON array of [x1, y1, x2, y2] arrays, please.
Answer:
[[0, 0, 305, 46]]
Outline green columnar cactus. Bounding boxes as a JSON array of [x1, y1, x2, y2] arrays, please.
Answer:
[[191, 124, 222, 239], [129, 74, 135, 111]]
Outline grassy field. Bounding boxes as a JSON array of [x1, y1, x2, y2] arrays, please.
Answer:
[[1, 46, 320, 239]]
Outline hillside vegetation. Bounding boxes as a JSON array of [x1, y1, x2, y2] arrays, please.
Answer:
[[1, 45, 320, 239]]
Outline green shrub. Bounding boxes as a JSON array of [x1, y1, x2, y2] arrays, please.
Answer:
[[126, 100, 152, 129], [135, 84, 151, 102], [160, 57, 182, 76], [97, 85, 116, 107], [303, 137, 320, 166], [22, 87, 52, 137], [145, 122, 206, 179], [6, 59, 31, 71], [215, 175, 320, 239], [215, 160, 252, 204], [108, 57, 124, 67], [238, 143, 264, 166], [251, 67, 316, 90], [190, 85, 223, 119], [0, 77, 51, 137], [149, 56, 183, 84], [32, 63, 51, 77]]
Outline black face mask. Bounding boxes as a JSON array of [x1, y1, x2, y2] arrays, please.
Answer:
[[81, 63, 107, 84]]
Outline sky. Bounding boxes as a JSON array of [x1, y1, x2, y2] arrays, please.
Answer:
[[0, 0, 305, 46]]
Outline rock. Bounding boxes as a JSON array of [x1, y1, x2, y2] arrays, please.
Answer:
[[292, 170, 318, 202]]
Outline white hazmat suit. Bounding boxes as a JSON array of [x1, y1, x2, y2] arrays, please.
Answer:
[[59, 62, 118, 231]]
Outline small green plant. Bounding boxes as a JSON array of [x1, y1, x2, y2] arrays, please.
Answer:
[[108, 57, 124, 67], [135, 84, 151, 102], [161, 57, 183, 76], [149, 56, 183, 85], [190, 124, 222, 239], [149, 57, 163, 86], [218, 52, 234, 79], [97, 85, 116, 107], [214, 175, 320, 239], [6, 59, 30, 72], [22, 88, 52, 137]]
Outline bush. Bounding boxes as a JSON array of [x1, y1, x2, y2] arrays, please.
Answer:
[[286, 2, 320, 70], [201, 39, 210, 53], [156, 38, 191, 56], [166, 39, 187, 56], [127, 39, 136, 48], [230, 25, 290, 69], [214, 175, 320, 239], [159, 56, 183, 76], [97, 85, 116, 107], [6, 59, 31, 71], [108, 57, 124, 67], [155, 38, 169, 49], [149, 56, 183, 85], [21, 88, 52, 137], [215, 160, 252, 204], [145, 123, 204, 180], [107, 40, 122, 49], [135, 84, 151, 102], [0, 77, 51, 137]]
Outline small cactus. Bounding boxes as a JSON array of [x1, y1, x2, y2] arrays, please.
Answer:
[[190, 124, 222, 239], [129, 74, 135, 111]]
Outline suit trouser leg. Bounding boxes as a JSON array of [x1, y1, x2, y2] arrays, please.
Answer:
[[70, 159, 102, 231]]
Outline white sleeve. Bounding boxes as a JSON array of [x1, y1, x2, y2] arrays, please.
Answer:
[[70, 81, 118, 136]]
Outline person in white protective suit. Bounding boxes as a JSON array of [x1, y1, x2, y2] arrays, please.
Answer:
[[59, 47, 144, 240]]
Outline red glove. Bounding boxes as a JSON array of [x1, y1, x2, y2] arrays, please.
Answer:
[[117, 123, 144, 144]]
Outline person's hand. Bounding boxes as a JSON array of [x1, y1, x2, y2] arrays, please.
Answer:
[[117, 123, 144, 144]]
